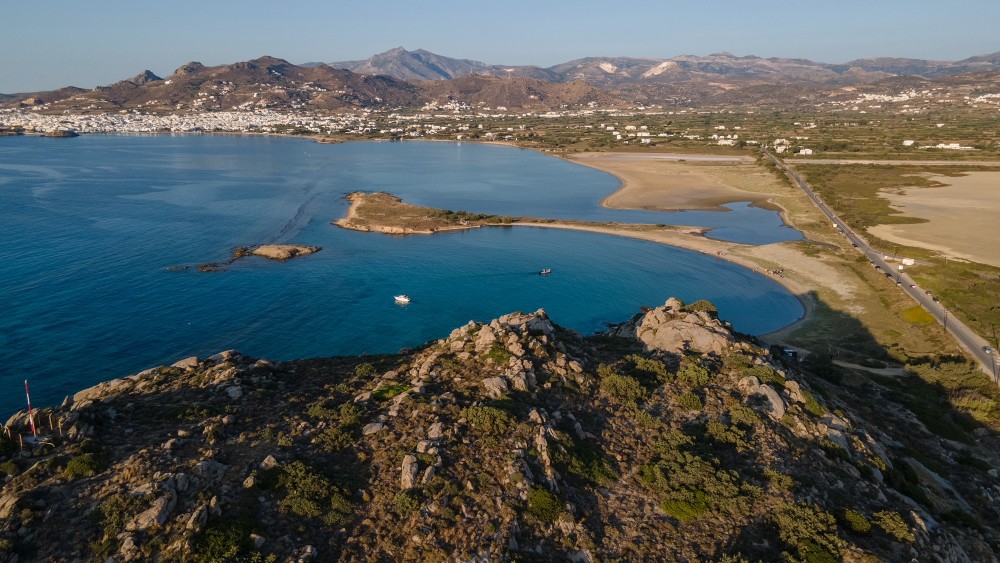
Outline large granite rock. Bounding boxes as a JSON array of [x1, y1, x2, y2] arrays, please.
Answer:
[[610, 298, 735, 357]]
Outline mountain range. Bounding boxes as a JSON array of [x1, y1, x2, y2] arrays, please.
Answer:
[[327, 47, 1000, 85], [4, 47, 1000, 113]]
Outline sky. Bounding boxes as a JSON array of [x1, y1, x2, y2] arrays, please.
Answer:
[[3, 0, 999, 94]]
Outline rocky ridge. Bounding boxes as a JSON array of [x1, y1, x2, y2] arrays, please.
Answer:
[[0, 299, 996, 560]]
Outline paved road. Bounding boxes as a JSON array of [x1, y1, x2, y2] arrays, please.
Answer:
[[790, 158, 1000, 166], [764, 148, 998, 379]]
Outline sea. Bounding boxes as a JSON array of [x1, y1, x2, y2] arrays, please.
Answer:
[[0, 135, 804, 415]]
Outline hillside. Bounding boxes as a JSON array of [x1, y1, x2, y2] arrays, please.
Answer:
[[1, 299, 996, 561], [1, 56, 419, 114], [7, 47, 1000, 115]]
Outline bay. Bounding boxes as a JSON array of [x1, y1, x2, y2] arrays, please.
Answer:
[[0, 135, 803, 414]]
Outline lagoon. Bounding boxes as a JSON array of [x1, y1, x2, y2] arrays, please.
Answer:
[[0, 135, 803, 414]]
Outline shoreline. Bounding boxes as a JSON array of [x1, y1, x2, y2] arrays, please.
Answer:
[[330, 148, 823, 342], [24, 131, 820, 338], [512, 222, 813, 340]]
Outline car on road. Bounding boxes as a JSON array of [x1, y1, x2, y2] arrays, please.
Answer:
[[852, 243, 858, 248], [985, 346, 993, 354], [909, 284, 916, 288], [925, 290, 932, 295], [932, 296, 940, 302]]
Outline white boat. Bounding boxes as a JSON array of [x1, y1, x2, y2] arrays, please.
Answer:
[[539, 268, 552, 275], [394, 295, 411, 304]]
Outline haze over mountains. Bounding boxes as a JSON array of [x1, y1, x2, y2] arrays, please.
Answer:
[[4, 47, 1000, 113]]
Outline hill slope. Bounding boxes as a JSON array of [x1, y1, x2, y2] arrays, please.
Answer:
[[1, 299, 995, 560]]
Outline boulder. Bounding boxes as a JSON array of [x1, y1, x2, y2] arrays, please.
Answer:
[[757, 385, 786, 420], [610, 299, 734, 356], [171, 356, 199, 370], [482, 377, 509, 398], [401, 455, 420, 489]]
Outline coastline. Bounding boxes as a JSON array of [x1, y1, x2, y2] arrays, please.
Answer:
[[327, 144, 828, 342], [19, 131, 820, 340], [512, 221, 813, 339]]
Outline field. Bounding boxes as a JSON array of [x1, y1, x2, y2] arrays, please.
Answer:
[[794, 163, 1000, 346]]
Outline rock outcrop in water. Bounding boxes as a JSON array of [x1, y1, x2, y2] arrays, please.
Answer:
[[0, 300, 997, 561]]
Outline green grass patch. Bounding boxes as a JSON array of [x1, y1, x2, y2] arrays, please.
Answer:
[[901, 306, 935, 325], [372, 383, 409, 401]]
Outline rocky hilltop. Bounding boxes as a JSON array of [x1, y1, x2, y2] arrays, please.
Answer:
[[0, 299, 997, 561]]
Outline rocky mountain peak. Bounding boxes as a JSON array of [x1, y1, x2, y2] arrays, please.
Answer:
[[172, 61, 204, 76], [128, 70, 162, 86], [0, 301, 991, 560]]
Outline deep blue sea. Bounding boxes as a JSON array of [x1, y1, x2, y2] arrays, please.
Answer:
[[0, 135, 803, 414]]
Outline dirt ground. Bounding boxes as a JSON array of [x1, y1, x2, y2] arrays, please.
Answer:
[[867, 171, 1000, 268]]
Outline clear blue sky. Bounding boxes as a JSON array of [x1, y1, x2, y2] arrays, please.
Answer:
[[3, 0, 998, 93]]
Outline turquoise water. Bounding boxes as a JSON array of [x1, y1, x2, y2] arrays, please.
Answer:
[[0, 135, 803, 414]]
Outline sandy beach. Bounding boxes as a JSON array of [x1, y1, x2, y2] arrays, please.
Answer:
[[536, 153, 865, 339], [566, 152, 787, 211]]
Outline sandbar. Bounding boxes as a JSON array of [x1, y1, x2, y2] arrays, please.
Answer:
[[867, 171, 1000, 267]]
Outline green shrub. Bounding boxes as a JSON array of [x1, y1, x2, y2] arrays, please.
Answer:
[[596, 363, 618, 379], [839, 508, 871, 534], [93, 493, 149, 556], [178, 405, 211, 422], [315, 426, 353, 452], [662, 489, 712, 521], [277, 461, 354, 527], [639, 446, 752, 524], [625, 354, 671, 383], [462, 406, 515, 436], [553, 440, 615, 487], [485, 343, 513, 365], [729, 404, 761, 427], [599, 374, 647, 404], [818, 438, 850, 462], [706, 421, 750, 451], [392, 490, 421, 514], [723, 352, 753, 370], [764, 468, 794, 491], [191, 515, 256, 562], [742, 364, 786, 386], [64, 452, 107, 479], [678, 363, 712, 387], [0, 461, 18, 477], [678, 392, 703, 411], [354, 362, 376, 377], [873, 510, 914, 543], [526, 487, 562, 523], [771, 502, 845, 561], [683, 300, 718, 316], [801, 390, 825, 417], [99, 494, 149, 538]]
